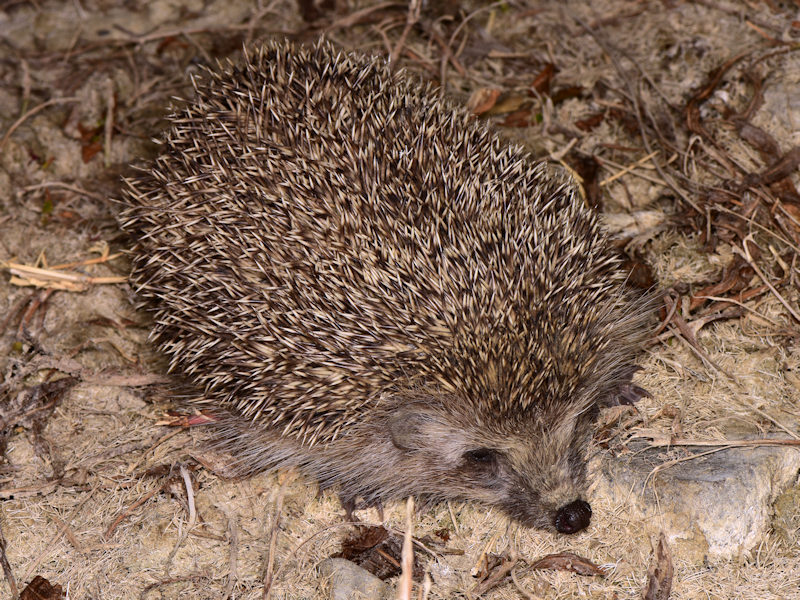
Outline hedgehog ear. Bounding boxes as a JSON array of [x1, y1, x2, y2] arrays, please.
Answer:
[[388, 410, 434, 451]]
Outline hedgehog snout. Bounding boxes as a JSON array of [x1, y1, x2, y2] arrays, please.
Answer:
[[554, 499, 592, 534]]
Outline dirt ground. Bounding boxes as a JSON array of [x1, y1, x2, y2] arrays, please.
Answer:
[[1, 0, 799, 598]]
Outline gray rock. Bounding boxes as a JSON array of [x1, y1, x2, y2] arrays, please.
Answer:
[[593, 442, 800, 562], [318, 558, 391, 600]]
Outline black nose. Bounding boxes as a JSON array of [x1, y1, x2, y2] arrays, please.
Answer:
[[554, 499, 592, 534]]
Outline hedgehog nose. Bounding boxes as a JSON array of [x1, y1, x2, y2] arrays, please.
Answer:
[[554, 499, 592, 534]]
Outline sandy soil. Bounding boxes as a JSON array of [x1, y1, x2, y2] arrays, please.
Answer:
[[1, 1, 799, 598]]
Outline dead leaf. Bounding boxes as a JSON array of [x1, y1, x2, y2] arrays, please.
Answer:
[[471, 552, 519, 596], [334, 525, 423, 580], [690, 255, 753, 310], [486, 93, 530, 115], [20, 576, 64, 600], [467, 88, 501, 115], [502, 109, 533, 128], [575, 111, 605, 131], [551, 85, 584, 104], [529, 63, 556, 95], [781, 203, 800, 232], [530, 551, 607, 577], [643, 532, 673, 600]]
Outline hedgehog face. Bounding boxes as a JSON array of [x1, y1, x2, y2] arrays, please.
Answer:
[[493, 412, 594, 533], [384, 394, 594, 533]]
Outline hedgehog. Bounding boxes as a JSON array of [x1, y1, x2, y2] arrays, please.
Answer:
[[119, 40, 652, 534]]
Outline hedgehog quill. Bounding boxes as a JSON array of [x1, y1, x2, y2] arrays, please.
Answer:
[[120, 40, 652, 534]]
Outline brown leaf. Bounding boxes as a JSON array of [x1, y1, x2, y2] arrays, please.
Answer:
[[338, 525, 389, 555], [530, 551, 607, 577], [487, 93, 530, 116], [621, 258, 656, 290], [781, 203, 800, 232], [643, 533, 673, 600], [81, 140, 103, 163], [756, 146, 800, 186], [567, 154, 601, 208], [575, 111, 605, 131], [77, 122, 103, 163], [501, 109, 533, 128], [690, 255, 753, 310], [20, 576, 64, 600], [467, 88, 501, 116], [529, 63, 556, 95], [334, 525, 423, 580], [551, 85, 584, 104], [737, 122, 780, 159]]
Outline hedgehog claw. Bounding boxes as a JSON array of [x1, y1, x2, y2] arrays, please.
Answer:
[[339, 494, 359, 523], [338, 495, 386, 522], [613, 383, 652, 406], [600, 365, 651, 406]]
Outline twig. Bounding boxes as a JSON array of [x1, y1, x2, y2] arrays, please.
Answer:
[[471, 553, 520, 596], [0, 97, 80, 150], [164, 465, 197, 577], [593, 153, 670, 187], [446, 501, 460, 536], [0, 517, 19, 600], [262, 473, 290, 599], [423, 23, 465, 78], [511, 564, 541, 600], [50, 514, 84, 553], [574, 17, 703, 214], [23, 483, 99, 584], [105, 480, 169, 539], [49, 254, 123, 271], [0, 293, 34, 336], [390, 0, 421, 70], [640, 436, 800, 448], [644, 446, 732, 488], [396, 497, 414, 600], [599, 150, 659, 186], [224, 512, 239, 600], [660, 295, 737, 382], [694, 295, 780, 327], [104, 78, 114, 168], [21, 181, 107, 202], [325, 2, 403, 32], [4, 262, 126, 291], [440, 1, 505, 92], [736, 234, 800, 323], [125, 428, 184, 475], [245, 0, 282, 47], [653, 293, 679, 337], [139, 574, 209, 599], [714, 204, 800, 255]]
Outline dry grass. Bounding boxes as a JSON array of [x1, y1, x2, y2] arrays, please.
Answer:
[[1, 0, 798, 598]]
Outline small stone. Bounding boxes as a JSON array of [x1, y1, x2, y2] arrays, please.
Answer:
[[594, 442, 800, 561], [319, 558, 391, 600]]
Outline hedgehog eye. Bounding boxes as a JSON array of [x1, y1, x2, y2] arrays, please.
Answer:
[[463, 448, 498, 465]]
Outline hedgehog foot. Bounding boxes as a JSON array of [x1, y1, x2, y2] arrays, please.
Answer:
[[602, 365, 652, 406], [338, 494, 385, 522], [613, 383, 652, 406]]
